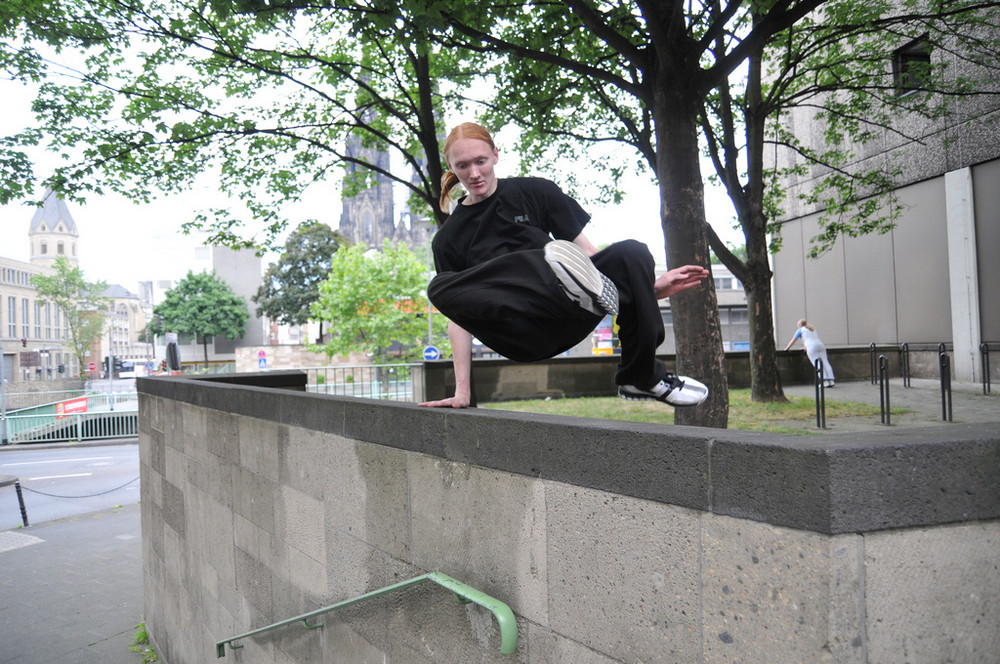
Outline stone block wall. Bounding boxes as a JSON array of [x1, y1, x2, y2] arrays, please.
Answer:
[[138, 373, 1000, 664]]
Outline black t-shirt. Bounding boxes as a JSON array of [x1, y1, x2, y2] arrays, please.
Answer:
[[432, 177, 590, 273]]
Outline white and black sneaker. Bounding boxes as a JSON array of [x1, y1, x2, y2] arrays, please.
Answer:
[[544, 240, 619, 316], [619, 374, 709, 407]]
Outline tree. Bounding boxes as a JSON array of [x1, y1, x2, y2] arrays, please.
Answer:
[[0, 0, 480, 242], [8, 0, 999, 426], [153, 271, 249, 367], [30, 255, 109, 377], [311, 240, 448, 364], [253, 221, 347, 343]]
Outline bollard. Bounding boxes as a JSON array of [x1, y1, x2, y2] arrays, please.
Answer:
[[879, 355, 891, 425], [869, 343, 877, 384], [939, 350, 953, 422], [814, 358, 826, 429], [982, 343, 991, 395], [900, 342, 911, 388], [14, 480, 29, 527]]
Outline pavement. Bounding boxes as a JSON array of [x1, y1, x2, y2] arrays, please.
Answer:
[[778, 376, 999, 433], [0, 502, 145, 664], [0, 379, 995, 664]]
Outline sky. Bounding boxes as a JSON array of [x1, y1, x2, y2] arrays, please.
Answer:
[[0, 76, 741, 293]]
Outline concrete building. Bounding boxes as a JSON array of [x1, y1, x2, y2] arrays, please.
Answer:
[[771, 27, 1000, 383], [148, 245, 265, 370], [0, 191, 77, 382]]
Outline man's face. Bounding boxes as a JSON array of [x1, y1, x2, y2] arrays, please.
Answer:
[[446, 137, 499, 203]]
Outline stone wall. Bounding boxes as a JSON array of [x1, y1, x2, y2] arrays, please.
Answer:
[[138, 372, 1000, 664]]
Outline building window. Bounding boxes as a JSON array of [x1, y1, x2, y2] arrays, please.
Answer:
[[45, 303, 52, 339], [57, 241, 65, 255], [34, 301, 42, 338], [7, 296, 15, 337], [41, 241, 48, 255], [893, 36, 931, 97], [22, 299, 29, 338]]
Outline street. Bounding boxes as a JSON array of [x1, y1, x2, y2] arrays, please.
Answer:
[[0, 442, 140, 531]]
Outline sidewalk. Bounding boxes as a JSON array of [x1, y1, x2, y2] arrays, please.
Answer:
[[0, 503, 145, 664], [778, 377, 999, 433]]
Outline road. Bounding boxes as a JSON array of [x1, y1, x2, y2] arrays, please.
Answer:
[[0, 442, 140, 531]]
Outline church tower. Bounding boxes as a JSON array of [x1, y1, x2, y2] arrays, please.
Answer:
[[29, 189, 80, 268], [338, 137, 396, 250]]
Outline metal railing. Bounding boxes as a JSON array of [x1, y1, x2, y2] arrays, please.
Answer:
[[982, 342, 993, 395], [2, 392, 138, 444], [939, 344, 953, 422], [814, 359, 826, 429], [293, 364, 423, 402], [215, 572, 517, 658], [879, 355, 891, 425]]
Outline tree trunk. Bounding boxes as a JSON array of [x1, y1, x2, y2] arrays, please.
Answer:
[[744, 277, 786, 402], [655, 95, 730, 428]]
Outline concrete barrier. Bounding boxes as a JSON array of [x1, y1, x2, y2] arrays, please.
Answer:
[[138, 372, 1000, 664]]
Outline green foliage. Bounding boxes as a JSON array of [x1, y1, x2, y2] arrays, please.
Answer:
[[30, 255, 109, 376], [0, 0, 481, 246], [310, 240, 448, 363], [253, 221, 346, 330], [153, 270, 249, 366]]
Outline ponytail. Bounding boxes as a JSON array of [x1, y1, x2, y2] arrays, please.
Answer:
[[440, 170, 461, 212]]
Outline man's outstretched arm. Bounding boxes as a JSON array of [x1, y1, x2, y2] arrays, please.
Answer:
[[418, 320, 473, 408]]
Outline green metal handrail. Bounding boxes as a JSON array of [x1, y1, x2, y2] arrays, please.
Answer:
[[215, 571, 518, 658]]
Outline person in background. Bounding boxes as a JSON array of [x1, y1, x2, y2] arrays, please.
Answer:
[[418, 122, 710, 410], [784, 319, 836, 387]]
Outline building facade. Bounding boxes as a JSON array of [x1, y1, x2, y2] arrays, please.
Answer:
[[771, 27, 999, 382], [1, 191, 77, 383]]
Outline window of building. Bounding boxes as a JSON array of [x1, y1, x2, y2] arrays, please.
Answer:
[[7, 296, 15, 336], [34, 301, 42, 338], [41, 241, 48, 255], [22, 298, 29, 338], [45, 302, 52, 339], [893, 36, 932, 97], [57, 241, 65, 255]]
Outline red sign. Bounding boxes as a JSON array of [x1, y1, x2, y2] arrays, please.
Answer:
[[56, 397, 88, 419], [88, 362, 96, 371]]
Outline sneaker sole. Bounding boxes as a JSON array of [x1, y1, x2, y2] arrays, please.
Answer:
[[545, 241, 620, 315], [618, 382, 709, 408]]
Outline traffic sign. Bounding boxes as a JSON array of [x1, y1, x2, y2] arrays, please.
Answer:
[[422, 346, 440, 361], [88, 362, 96, 371], [258, 357, 267, 369]]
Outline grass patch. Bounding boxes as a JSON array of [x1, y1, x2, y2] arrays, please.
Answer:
[[130, 622, 158, 663], [483, 389, 908, 433]]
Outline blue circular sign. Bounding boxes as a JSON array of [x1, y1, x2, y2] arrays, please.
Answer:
[[423, 346, 440, 361]]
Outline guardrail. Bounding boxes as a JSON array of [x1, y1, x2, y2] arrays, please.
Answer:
[[291, 364, 422, 402], [215, 572, 517, 658], [2, 391, 138, 444]]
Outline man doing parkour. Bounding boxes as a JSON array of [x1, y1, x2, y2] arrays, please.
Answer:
[[418, 122, 709, 410]]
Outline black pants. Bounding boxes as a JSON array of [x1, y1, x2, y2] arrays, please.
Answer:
[[428, 239, 665, 388]]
